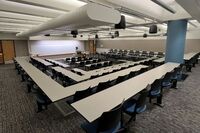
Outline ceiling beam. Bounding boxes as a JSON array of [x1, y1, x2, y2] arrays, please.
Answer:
[[0, 0, 65, 18], [6, 0, 87, 12], [0, 11, 51, 22]]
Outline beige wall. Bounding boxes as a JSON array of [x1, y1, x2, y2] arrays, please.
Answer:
[[14, 40, 29, 57], [97, 39, 200, 53]]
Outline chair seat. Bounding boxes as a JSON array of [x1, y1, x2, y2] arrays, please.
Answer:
[[124, 103, 146, 114], [150, 89, 161, 96], [162, 82, 172, 87], [81, 121, 121, 133]]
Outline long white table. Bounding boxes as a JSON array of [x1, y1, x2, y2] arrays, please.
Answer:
[[46, 59, 69, 68], [52, 67, 85, 82], [32, 57, 53, 66], [54, 57, 157, 82], [153, 52, 199, 63], [72, 62, 180, 122], [15, 57, 64, 102], [184, 52, 198, 60], [153, 57, 165, 63]]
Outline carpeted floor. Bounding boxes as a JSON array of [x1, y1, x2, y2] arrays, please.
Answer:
[[1, 63, 200, 133]]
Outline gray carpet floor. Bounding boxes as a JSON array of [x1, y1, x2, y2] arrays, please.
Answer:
[[1, 63, 200, 133]]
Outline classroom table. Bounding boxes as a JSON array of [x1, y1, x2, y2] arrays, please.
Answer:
[[32, 57, 53, 66], [72, 62, 180, 122], [184, 52, 199, 60], [52, 66, 85, 82], [46, 59, 69, 68], [153, 57, 165, 63]]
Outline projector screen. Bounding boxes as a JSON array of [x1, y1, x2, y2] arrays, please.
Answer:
[[28, 40, 85, 56]]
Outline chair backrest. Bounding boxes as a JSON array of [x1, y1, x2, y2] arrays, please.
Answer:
[[90, 64, 96, 70], [150, 79, 162, 92], [103, 62, 109, 66], [90, 75, 99, 79], [109, 61, 113, 66], [86, 60, 91, 64], [128, 71, 136, 78], [136, 89, 149, 109], [96, 81, 110, 92], [77, 71, 82, 76], [73, 87, 92, 102], [116, 75, 127, 84], [163, 72, 172, 83], [97, 102, 123, 132], [71, 69, 76, 73]]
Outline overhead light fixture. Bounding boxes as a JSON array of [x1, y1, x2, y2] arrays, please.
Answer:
[[115, 15, 126, 29], [114, 31, 119, 37], [151, 0, 176, 14], [71, 30, 78, 38], [95, 34, 99, 39], [149, 25, 158, 34], [44, 34, 50, 36], [143, 33, 148, 38]]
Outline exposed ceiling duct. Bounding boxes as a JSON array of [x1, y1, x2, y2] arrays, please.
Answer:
[[176, 0, 200, 22], [16, 3, 121, 37], [151, 0, 176, 14]]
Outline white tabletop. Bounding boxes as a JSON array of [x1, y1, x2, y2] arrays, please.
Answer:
[[15, 57, 155, 103], [33, 57, 53, 66], [85, 61, 110, 67], [46, 59, 69, 68], [153, 57, 165, 63], [15, 57, 64, 102], [73, 68, 88, 75], [184, 52, 198, 60], [72, 62, 180, 122], [52, 67, 86, 82]]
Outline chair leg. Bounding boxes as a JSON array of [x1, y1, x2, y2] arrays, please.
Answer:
[[171, 79, 178, 89], [21, 75, 25, 82], [37, 102, 43, 113], [154, 95, 164, 108], [126, 114, 136, 126], [149, 97, 152, 103], [27, 84, 31, 93]]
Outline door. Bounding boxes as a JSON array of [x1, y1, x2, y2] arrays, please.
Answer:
[[2, 40, 15, 64], [0, 41, 4, 64], [89, 40, 96, 54]]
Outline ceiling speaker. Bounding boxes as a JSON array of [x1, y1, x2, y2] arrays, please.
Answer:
[[143, 33, 148, 38], [115, 15, 126, 29], [149, 25, 158, 34]]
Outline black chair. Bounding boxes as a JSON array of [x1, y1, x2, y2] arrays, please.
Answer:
[[86, 60, 91, 64], [95, 81, 111, 93], [148, 79, 163, 107], [71, 69, 76, 73], [97, 59, 101, 62], [109, 61, 113, 66], [103, 62, 109, 67], [90, 75, 99, 79], [67, 87, 93, 104], [162, 72, 173, 90], [90, 64, 96, 70], [62, 75, 71, 87], [101, 72, 110, 76], [51, 69, 57, 79], [66, 58, 70, 62], [123, 86, 149, 124], [96, 63, 102, 69], [77, 71, 83, 76], [81, 102, 125, 133], [80, 61, 85, 67], [114, 75, 128, 85], [128, 71, 137, 79], [77, 57, 82, 61], [35, 89, 52, 112]]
